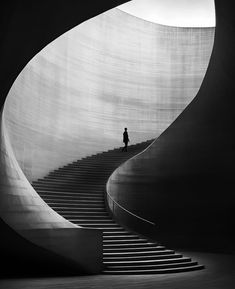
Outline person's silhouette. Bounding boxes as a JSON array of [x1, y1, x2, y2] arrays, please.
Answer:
[[122, 128, 130, 152]]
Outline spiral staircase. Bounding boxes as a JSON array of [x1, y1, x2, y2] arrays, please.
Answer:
[[32, 140, 204, 274]]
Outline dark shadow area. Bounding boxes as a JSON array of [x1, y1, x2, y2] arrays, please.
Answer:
[[0, 0, 129, 109], [105, 0, 235, 254], [0, 219, 93, 278], [0, 0, 129, 278]]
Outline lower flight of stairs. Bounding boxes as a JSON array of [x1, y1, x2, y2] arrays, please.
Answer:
[[32, 140, 204, 274]]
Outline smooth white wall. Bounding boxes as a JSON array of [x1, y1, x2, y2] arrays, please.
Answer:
[[3, 8, 215, 181]]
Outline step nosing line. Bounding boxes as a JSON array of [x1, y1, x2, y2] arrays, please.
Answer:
[[32, 140, 204, 275]]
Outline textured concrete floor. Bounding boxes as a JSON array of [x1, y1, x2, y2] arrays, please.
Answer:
[[0, 251, 234, 289]]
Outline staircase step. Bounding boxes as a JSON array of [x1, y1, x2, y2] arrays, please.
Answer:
[[59, 210, 109, 215], [103, 234, 140, 239], [62, 213, 109, 217], [47, 171, 111, 177], [33, 183, 105, 188], [104, 257, 192, 266], [47, 200, 104, 205], [35, 187, 105, 193], [35, 176, 105, 181], [53, 208, 107, 212], [35, 182, 106, 187], [72, 223, 121, 228], [103, 249, 172, 257], [37, 190, 103, 195], [51, 167, 112, 173], [103, 264, 204, 274], [45, 199, 104, 204], [105, 260, 198, 270], [103, 230, 140, 235], [104, 254, 182, 262], [103, 242, 157, 249], [81, 226, 125, 232], [50, 204, 106, 209], [68, 218, 111, 222], [103, 238, 148, 244], [103, 246, 168, 252], [32, 139, 203, 275], [43, 175, 110, 181], [39, 195, 104, 200]]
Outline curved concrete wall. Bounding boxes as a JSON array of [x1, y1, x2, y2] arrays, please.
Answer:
[[0, 109, 103, 273], [0, 0, 130, 274], [0, 0, 233, 274], [0, 109, 75, 231], [3, 8, 214, 182], [107, 2, 235, 252]]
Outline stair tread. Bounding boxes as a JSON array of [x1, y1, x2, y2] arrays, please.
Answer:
[[103, 265, 204, 274], [103, 250, 174, 256], [52, 206, 105, 209], [103, 242, 156, 247], [104, 261, 197, 269], [103, 246, 169, 251], [73, 224, 122, 227], [46, 200, 104, 204], [103, 255, 181, 261], [37, 191, 103, 194], [104, 257, 191, 264], [103, 239, 149, 243], [103, 235, 140, 238], [32, 139, 204, 275]]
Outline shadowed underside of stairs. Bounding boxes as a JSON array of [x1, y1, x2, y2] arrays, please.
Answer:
[[32, 140, 204, 274]]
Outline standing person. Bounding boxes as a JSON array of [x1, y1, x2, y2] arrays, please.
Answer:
[[122, 128, 130, 152]]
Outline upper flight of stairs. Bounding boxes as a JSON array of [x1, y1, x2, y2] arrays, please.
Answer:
[[32, 140, 204, 274]]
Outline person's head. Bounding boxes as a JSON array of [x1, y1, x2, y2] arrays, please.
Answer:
[[124, 127, 127, 131]]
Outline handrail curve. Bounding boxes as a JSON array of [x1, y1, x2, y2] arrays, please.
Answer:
[[106, 139, 156, 227]]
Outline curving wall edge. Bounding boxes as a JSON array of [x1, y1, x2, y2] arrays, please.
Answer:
[[0, 107, 103, 273], [106, 140, 157, 236], [0, 0, 131, 276], [3, 8, 214, 182], [106, 1, 235, 253], [0, 0, 223, 275]]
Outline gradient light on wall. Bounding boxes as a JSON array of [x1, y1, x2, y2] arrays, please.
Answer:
[[3, 8, 215, 182]]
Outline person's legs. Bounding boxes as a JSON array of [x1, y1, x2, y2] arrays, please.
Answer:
[[122, 142, 128, 152], [124, 141, 128, 151], [122, 144, 125, 152]]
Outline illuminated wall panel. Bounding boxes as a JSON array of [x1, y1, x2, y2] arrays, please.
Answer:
[[4, 9, 214, 181]]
